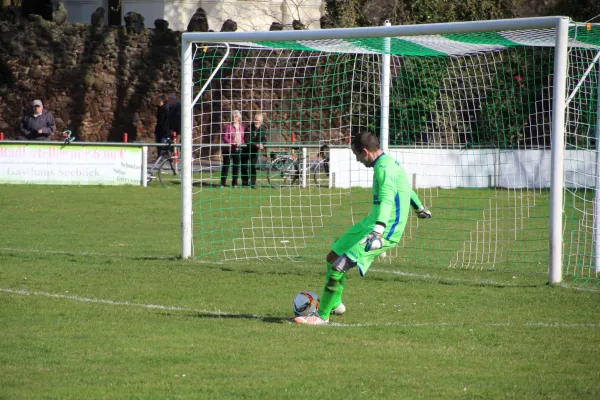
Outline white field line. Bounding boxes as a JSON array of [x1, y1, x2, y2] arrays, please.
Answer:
[[2, 288, 599, 329], [369, 268, 525, 287], [0, 288, 255, 318], [330, 321, 600, 328]]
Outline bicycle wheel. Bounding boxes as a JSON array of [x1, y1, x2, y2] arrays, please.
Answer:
[[158, 157, 181, 188], [267, 157, 296, 188], [313, 159, 330, 188]]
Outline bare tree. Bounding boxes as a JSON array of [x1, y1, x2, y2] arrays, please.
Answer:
[[215, 0, 322, 31], [324, 0, 518, 28]]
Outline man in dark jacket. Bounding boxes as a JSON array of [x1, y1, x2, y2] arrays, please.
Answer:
[[18, 99, 56, 140], [242, 113, 267, 188], [154, 95, 170, 157], [167, 93, 181, 137]]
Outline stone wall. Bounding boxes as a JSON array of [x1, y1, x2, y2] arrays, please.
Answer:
[[64, 0, 324, 32], [0, 16, 182, 142], [0, 14, 349, 145], [0, 3, 559, 143]]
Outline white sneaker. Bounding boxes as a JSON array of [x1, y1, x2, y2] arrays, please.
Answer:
[[293, 312, 329, 325], [331, 303, 346, 315]]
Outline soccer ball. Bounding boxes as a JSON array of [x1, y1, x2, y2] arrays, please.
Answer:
[[292, 291, 319, 316]]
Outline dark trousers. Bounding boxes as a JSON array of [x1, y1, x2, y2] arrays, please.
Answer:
[[221, 149, 241, 186], [155, 135, 168, 158], [17, 134, 51, 141], [241, 152, 258, 186]]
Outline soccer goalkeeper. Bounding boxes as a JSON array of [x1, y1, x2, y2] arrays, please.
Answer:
[[294, 131, 431, 325]]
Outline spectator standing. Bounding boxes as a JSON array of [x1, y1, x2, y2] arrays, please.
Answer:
[[18, 99, 56, 140], [154, 95, 170, 157], [221, 110, 245, 187], [167, 93, 181, 137], [241, 113, 267, 188]]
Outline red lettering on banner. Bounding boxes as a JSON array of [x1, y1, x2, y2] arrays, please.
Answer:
[[0, 146, 27, 158]]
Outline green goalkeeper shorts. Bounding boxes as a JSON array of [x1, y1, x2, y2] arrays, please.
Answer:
[[331, 220, 398, 276]]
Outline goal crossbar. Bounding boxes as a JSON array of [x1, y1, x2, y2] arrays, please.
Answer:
[[182, 17, 565, 44]]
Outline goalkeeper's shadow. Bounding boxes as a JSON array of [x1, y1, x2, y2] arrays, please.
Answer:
[[181, 312, 290, 324]]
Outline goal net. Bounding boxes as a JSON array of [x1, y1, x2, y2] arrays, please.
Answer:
[[181, 18, 600, 284]]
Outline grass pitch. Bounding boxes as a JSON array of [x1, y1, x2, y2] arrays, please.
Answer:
[[0, 185, 599, 399]]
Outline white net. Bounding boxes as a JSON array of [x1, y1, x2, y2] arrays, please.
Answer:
[[183, 23, 600, 284]]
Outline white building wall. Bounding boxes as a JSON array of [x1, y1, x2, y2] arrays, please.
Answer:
[[64, 0, 108, 24], [62, 0, 324, 31], [329, 149, 595, 189]]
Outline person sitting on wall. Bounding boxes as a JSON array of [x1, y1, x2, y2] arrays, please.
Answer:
[[17, 99, 56, 141]]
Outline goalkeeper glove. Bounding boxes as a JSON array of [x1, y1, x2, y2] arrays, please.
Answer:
[[359, 223, 385, 252], [415, 206, 432, 219]]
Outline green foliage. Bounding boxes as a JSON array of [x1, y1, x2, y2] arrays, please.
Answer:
[[325, 0, 518, 28], [387, 47, 559, 148], [324, 0, 361, 28], [551, 0, 600, 23], [390, 57, 447, 144], [322, 0, 541, 148], [320, 0, 599, 149]]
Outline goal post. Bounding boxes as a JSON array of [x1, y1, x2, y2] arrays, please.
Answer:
[[594, 58, 600, 272], [380, 21, 392, 153], [181, 35, 193, 260], [180, 17, 600, 285], [549, 17, 569, 284]]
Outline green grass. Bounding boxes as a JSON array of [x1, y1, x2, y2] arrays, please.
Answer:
[[1, 185, 599, 399]]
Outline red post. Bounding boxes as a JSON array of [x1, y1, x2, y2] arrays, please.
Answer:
[[291, 133, 296, 144], [173, 132, 179, 161], [123, 133, 128, 143], [0, 132, 4, 140]]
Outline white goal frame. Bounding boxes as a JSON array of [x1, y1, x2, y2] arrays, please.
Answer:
[[180, 16, 571, 283]]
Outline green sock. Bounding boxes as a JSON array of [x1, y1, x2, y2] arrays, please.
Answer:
[[318, 262, 346, 320]]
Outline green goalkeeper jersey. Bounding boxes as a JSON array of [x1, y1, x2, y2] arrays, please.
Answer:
[[367, 153, 412, 243]]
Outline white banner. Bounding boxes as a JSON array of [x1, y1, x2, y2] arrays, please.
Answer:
[[0, 145, 143, 185]]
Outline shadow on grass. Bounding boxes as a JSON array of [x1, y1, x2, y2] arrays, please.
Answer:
[[193, 181, 221, 188], [0, 248, 552, 289], [182, 312, 290, 324], [150, 182, 263, 189], [0, 249, 179, 262]]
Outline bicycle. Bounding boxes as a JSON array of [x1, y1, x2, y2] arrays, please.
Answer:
[[62, 130, 75, 144], [147, 137, 181, 188], [267, 146, 330, 188]]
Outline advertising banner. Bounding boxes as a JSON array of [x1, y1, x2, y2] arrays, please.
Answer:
[[0, 145, 143, 185]]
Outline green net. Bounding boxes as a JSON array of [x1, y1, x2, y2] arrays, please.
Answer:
[[187, 23, 600, 285]]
